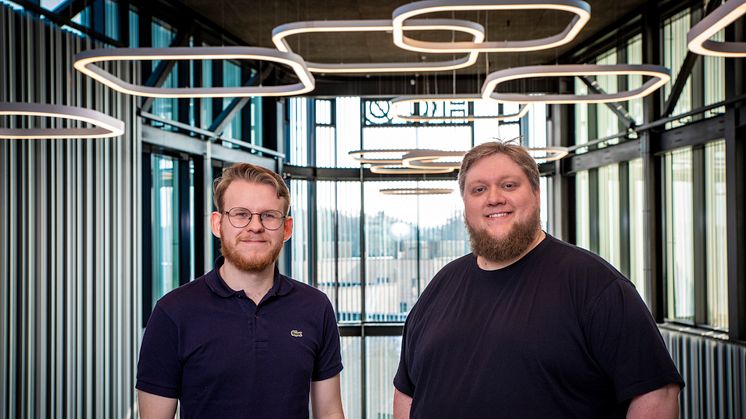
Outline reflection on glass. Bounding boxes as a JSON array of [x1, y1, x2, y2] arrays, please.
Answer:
[[628, 159, 647, 305], [665, 148, 694, 321], [598, 164, 621, 269], [705, 140, 727, 329]]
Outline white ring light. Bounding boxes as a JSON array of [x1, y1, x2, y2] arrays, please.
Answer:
[[379, 187, 454, 195], [402, 150, 466, 170], [687, 0, 746, 57], [348, 149, 420, 164], [527, 146, 569, 162], [0, 102, 125, 139], [392, 0, 591, 53], [391, 94, 529, 122], [370, 164, 455, 174], [481, 64, 671, 104], [273, 19, 484, 73], [74, 47, 315, 98]]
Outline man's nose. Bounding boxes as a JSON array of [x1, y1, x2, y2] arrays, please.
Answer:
[[245, 214, 264, 231], [486, 187, 506, 205]]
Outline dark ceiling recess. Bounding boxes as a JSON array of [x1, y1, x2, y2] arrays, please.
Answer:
[[160, 0, 653, 95]]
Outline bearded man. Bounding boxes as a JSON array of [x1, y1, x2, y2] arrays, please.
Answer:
[[393, 142, 683, 419], [137, 163, 344, 419]]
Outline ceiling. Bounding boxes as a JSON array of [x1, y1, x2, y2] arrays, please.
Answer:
[[172, 0, 651, 95]]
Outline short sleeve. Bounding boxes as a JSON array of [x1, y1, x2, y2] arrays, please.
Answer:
[[136, 304, 182, 398], [584, 280, 684, 402], [312, 300, 343, 381], [393, 317, 414, 396]]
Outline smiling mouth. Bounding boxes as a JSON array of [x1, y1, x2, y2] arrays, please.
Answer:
[[485, 212, 512, 218]]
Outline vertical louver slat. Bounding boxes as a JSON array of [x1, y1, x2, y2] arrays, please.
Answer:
[[0, 4, 141, 417], [661, 329, 746, 419]]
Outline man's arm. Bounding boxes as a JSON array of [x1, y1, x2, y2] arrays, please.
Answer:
[[311, 374, 345, 419], [626, 384, 680, 419], [393, 388, 413, 419], [137, 390, 177, 419]]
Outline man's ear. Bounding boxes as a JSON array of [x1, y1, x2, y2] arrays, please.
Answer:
[[283, 216, 293, 242], [210, 211, 223, 238]]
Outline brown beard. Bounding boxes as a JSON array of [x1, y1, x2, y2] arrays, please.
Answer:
[[221, 235, 283, 273], [466, 207, 541, 264]]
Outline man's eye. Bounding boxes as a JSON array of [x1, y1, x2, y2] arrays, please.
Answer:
[[472, 186, 486, 193], [262, 212, 279, 220], [234, 211, 250, 218]]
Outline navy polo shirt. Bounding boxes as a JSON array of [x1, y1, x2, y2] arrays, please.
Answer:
[[136, 257, 343, 418]]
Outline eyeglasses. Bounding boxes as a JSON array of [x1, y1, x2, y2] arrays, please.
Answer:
[[223, 207, 286, 230]]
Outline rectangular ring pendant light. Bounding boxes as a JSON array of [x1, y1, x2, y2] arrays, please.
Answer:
[[74, 47, 315, 98], [392, 0, 590, 53], [688, 0, 746, 57], [0, 102, 125, 139], [481, 64, 670, 104], [272, 19, 484, 73]]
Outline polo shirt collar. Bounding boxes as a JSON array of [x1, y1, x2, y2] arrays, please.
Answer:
[[206, 256, 294, 298]]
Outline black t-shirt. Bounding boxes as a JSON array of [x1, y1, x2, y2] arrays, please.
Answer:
[[394, 234, 683, 419]]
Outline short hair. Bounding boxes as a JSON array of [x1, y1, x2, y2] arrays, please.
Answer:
[[213, 163, 290, 214], [458, 141, 540, 195]]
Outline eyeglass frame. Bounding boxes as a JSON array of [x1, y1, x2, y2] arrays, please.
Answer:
[[222, 207, 288, 231]]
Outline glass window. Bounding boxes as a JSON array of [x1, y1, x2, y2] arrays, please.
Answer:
[[151, 19, 178, 123], [665, 147, 694, 322], [704, 31, 725, 117], [596, 49, 619, 146], [575, 170, 590, 250], [317, 181, 362, 322], [663, 11, 693, 128], [222, 61, 242, 140], [705, 140, 727, 329], [574, 79, 589, 153], [289, 179, 311, 284], [628, 158, 647, 304], [598, 164, 621, 269], [289, 98, 309, 166], [148, 154, 196, 307], [340, 337, 362, 418], [365, 336, 402, 419], [626, 35, 644, 127]]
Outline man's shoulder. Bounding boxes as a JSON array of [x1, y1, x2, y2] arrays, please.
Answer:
[[155, 274, 210, 311], [283, 275, 333, 304], [541, 235, 631, 286], [438, 253, 474, 275]]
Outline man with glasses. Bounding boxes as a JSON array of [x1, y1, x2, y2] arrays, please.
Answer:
[[136, 163, 345, 419]]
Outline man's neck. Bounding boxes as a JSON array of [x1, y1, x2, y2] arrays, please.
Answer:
[[219, 261, 276, 305], [477, 230, 546, 271]]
